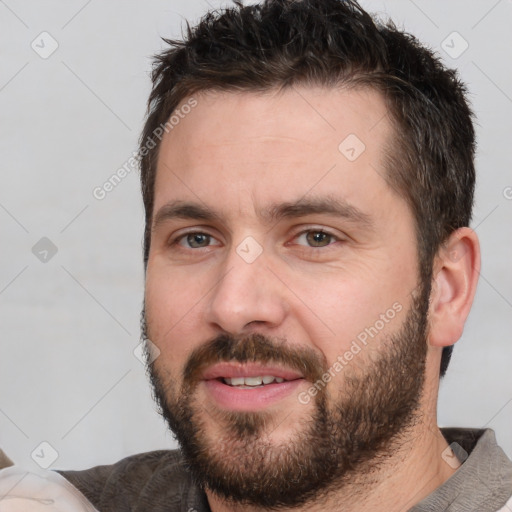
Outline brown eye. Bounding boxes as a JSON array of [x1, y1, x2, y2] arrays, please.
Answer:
[[304, 231, 333, 247], [184, 233, 211, 248]]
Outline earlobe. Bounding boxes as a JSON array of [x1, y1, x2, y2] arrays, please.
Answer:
[[428, 227, 481, 348]]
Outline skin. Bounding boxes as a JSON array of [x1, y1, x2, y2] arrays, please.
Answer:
[[144, 86, 480, 512]]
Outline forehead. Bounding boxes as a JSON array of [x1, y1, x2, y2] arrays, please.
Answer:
[[154, 86, 396, 218]]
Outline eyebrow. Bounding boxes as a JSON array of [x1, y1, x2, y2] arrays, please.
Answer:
[[265, 197, 374, 228], [152, 197, 374, 231], [152, 201, 221, 230]]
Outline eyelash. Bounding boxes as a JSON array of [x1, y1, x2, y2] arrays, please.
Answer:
[[170, 228, 341, 250], [172, 231, 220, 249], [292, 229, 340, 248]]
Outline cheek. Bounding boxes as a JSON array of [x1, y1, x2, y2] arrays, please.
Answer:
[[144, 263, 210, 363], [288, 264, 412, 365]]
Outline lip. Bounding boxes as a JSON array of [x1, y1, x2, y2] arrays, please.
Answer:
[[203, 378, 304, 411], [200, 363, 306, 411], [201, 362, 303, 381]]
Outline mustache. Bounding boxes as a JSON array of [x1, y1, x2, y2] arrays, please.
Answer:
[[183, 333, 328, 386]]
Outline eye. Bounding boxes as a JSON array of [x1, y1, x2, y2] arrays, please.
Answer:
[[295, 230, 337, 248], [178, 232, 219, 249]]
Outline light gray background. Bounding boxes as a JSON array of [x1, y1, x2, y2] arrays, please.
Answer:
[[0, 0, 511, 472]]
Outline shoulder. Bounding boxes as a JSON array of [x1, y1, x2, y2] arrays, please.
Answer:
[[56, 449, 185, 489], [56, 449, 201, 511]]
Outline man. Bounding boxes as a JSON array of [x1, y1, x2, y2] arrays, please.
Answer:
[[2, 0, 510, 510]]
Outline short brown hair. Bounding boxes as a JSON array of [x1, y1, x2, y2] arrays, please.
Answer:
[[139, 0, 476, 376]]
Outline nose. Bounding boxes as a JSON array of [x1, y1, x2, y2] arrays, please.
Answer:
[[205, 246, 288, 335]]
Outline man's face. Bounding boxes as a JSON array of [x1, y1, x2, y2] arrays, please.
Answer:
[[144, 87, 429, 507]]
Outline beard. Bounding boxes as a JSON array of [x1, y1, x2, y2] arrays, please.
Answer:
[[142, 284, 430, 510]]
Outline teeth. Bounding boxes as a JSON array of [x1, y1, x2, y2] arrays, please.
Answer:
[[245, 376, 263, 386], [223, 375, 286, 387]]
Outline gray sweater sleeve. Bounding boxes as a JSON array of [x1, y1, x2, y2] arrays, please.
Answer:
[[55, 449, 211, 512]]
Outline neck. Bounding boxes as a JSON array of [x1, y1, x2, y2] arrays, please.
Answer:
[[205, 421, 456, 512]]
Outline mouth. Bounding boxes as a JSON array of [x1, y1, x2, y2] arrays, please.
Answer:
[[200, 362, 306, 411], [221, 375, 287, 388]]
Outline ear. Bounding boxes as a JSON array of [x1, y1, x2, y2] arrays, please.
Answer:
[[428, 227, 481, 347]]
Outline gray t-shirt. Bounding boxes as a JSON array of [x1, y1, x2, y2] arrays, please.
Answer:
[[56, 428, 512, 512]]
